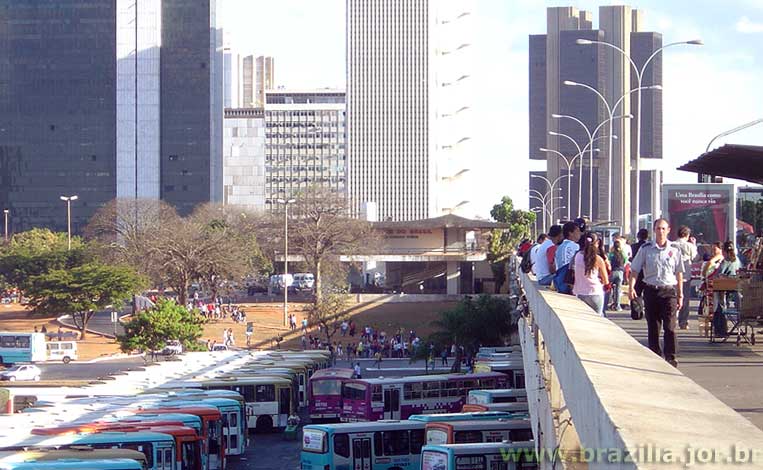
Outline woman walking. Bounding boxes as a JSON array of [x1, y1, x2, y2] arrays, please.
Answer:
[[572, 232, 609, 316], [609, 239, 627, 311]]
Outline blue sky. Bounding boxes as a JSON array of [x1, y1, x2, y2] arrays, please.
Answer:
[[220, 0, 763, 217]]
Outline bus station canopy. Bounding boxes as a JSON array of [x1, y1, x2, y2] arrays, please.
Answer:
[[678, 144, 763, 185]]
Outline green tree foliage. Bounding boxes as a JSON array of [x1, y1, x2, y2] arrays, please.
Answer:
[[307, 285, 351, 346], [430, 295, 515, 372], [24, 262, 146, 339], [118, 299, 205, 360], [0, 228, 87, 291], [487, 196, 536, 292]]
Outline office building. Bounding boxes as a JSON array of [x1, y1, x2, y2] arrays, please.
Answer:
[[263, 90, 346, 210], [223, 108, 266, 210], [347, 0, 473, 221], [241, 55, 274, 108], [0, 0, 222, 233], [224, 46, 242, 108], [529, 6, 662, 234]]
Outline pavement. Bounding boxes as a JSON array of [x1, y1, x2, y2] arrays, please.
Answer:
[[609, 304, 763, 431]]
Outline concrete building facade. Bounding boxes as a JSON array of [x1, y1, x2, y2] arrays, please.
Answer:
[[241, 55, 274, 108], [529, 6, 663, 234], [223, 108, 266, 210], [0, 0, 222, 233], [346, 0, 473, 222]]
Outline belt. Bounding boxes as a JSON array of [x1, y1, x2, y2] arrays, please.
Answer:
[[644, 284, 677, 290]]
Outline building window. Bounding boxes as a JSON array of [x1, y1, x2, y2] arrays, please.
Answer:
[[169, 155, 179, 161]]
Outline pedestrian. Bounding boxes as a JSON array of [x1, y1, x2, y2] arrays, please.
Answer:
[[206, 339, 211, 351], [353, 362, 362, 379], [441, 347, 449, 366], [553, 221, 583, 294], [34, 326, 38, 333], [228, 328, 235, 347], [245, 323, 253, 347], [301, 318, 308, 333], [533, 225, 563, 285], [572, 232, 609, 316], [301, 334, 307, 350], [629, 218, 684, 368], [341, 320, 348, 336], [673, 226, 698, 329], [41, 325, 47, 334], [373, 350, 383, 369], [609, 239, 627, 311], [57, 327, 63, 341]]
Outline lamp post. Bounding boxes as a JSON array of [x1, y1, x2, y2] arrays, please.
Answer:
[[276, 198, 296, 327], [530, 190, 562, 233], [576, 37, 702, 230], [531, 174, 569, 220], [59, 195, 78, 250], [3, 209, 8, 243], [540, 145, 602, 220]]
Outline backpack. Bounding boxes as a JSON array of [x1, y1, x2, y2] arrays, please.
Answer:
[[520, 246, 535, 274], [553, 263, 573, 294], [713, 305, 728, 338]]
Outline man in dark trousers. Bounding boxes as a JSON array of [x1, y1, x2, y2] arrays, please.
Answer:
[[628, 218, 684, 367]]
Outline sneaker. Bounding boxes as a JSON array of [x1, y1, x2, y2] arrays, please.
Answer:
[[668, 359, 679, 368], [679, 324, 688, 330]]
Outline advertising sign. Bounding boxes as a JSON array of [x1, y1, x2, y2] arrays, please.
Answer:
[[422, 451, 448, 470], [661, 184, 736, 245], [302, 429, 326, 453]]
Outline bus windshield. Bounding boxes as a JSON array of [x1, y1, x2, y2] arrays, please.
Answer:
[[312, 380, 341, 396]]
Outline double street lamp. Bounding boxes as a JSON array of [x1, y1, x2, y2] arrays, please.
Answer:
[[575, 37, 702, 229], [60, 195, 78, 250], [276, 198, 296, 327], [3, 209, 8, 243], [540, 145, 603, 220]]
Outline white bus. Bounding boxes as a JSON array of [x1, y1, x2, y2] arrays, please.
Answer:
[[199, 376, 293, 432], [467, 389, 527, 405], [425, 419, 534, 445]]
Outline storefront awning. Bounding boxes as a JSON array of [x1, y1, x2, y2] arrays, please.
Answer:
[[678, 144, 763, 185]]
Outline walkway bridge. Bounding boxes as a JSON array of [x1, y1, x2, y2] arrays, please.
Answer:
[[518, 272, 763, 469]]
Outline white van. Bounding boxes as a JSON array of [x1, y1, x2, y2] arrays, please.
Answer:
[[293, 273, 315, 290], [45, 341, 77, 364]]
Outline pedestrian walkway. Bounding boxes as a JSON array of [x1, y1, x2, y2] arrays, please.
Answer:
[[609, 309, 763, 430]]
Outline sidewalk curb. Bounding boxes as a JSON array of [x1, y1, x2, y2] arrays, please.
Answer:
[[85, 353, 144, 364], [57, 314, 117, 340]]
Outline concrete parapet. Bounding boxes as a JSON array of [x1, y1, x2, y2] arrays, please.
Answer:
[[520, 272, 763, 469]]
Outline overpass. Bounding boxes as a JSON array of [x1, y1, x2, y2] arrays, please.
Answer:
[[518, 271, 763, 469]]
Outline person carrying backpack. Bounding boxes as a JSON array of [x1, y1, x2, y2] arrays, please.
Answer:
[[553, 222, 582, 294]]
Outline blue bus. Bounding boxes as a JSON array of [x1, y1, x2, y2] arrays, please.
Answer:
[[421, 442, 538, 470], [408, 411, 519, 423], [467, 389, 528, 405], [0, 333, 46, 365], [153, 398, 245, 456], [300, 421, 425, 470], [0, 459, 144, 470]]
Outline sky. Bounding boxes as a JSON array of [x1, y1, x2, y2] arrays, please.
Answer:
[[219, 0, 763, 218]]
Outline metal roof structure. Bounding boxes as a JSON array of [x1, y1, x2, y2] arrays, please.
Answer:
[[372, 214, 510, 230], [677, 144, 763, 184]]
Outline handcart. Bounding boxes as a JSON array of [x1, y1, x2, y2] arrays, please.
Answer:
[[709, 275, 762, 346]]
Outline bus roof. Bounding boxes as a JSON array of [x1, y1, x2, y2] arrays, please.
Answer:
[[199, 377, 291, 386], [309, 368, 354, 380], [409, 411, 515, 422], [462, 403, 529, 413], [107, 413, 202, 427], [0, 448, 147, 464], [136, 406, 221, 419], [421, 441, 535, 455], [1, 431, 175, 450], [305, 420, 424, 434], [425, 418, 531, 432], [0, 459, 143, 470], [469, 389, 527, 397], [348, 372, 505, 385]]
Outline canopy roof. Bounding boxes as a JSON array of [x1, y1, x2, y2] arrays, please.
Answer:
[[372, 214, 509, 230], [677, 144, 763, 185]]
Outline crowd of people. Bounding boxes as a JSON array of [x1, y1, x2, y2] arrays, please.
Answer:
[[521, 217, 744, 369], [186, 293, 247, 323]]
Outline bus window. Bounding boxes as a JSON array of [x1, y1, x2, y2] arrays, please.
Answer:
[[255, 384, 275, 402], [342, 383, 366, 400], [118, 443, 153, 468], [371, 385, 382, 402], [410, 429, 425, 454], [404, 383, 422, 400], [511, 429, 534, 441], [454, 430, 483, 443], [182, 441, 198, 470], [382, 430, 410, 456], [156, 448, 164, 468], [333, 433, 350, 458], [163, 449, 173, 470], [424, 382, 439, 399], [313, 380, 342, 396], [229, 411, 238, 428]]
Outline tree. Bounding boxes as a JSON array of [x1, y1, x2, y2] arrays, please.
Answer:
[[118, 299, 205, 361], [25, 262, 147, 339], [282, 187, 379, 304], [0, 228, 87, 292], [488, 196, 536, 293], [307, 286, 351, 346]]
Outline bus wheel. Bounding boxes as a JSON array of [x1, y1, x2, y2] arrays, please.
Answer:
[[256, 415, 273, 433], [62, 356, 71, 364]]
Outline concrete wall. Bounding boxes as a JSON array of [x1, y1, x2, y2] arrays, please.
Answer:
[[350, 293, 515, 304], [520, 272, 763, 469]]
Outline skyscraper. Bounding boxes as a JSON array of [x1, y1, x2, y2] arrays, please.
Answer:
[[529, 6, 662, 234], [241, 55, 274, 108], [346, 0, 473, 221], [0, 0, 222, 232], [224, 46, 242, 108]]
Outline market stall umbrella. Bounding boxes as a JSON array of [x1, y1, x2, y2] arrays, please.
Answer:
[[678, 144, 763, 185]]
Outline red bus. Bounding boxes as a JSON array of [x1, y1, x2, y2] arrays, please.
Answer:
[[307, 368, 354, 420]]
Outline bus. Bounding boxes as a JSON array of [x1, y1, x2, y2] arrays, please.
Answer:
[[198, 376, 293, 432], [408, 412, 520, 424], [307, 368, 354, 420], [300, 421, 425, 470], [0, 431, 176, 470], [474, 361, 525, 389], [213, 369, 299, 408], [425, 419, 533, 445], [0, 448, 148, 470], [154, 398, 244, 457], [467, 389, 527, 405], [0, 459, 144, 470], [421, 442, 538, 470], [478, 346, 521, 354], [340, 373, 508, 421], [461, 403, 529, 414], [476, 352, 522, 361], [0, 333, 46, 365]]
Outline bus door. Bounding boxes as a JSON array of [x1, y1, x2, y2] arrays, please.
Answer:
[[351, 437, 371, 470], [382, 385, 401, 420], [223, 409, 241, 455], [155, 445, 174, 470], [279, 387, 292, 426]]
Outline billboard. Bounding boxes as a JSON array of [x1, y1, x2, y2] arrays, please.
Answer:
[[661, 184, 735, 244]]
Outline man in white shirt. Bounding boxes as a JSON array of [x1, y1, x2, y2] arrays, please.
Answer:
[[673, 225, 698, 329], [533, 225, 563, 285]]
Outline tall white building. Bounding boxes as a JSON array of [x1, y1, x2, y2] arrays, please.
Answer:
[[224, 46, 242, 108], [347, 0, 473, 221], [223, 108, 266, 210]]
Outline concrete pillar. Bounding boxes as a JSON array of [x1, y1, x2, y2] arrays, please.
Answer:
[[446, 261, 461, 295]]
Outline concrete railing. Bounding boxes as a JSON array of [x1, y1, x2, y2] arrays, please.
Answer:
[[519, 272, 763, 469]]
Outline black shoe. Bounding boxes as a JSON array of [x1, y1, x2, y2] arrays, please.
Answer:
[[668, 359, 678, 368]]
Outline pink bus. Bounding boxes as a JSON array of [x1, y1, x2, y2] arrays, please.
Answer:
[[340, 372, 508, 422], [307, 368, 355, 420]]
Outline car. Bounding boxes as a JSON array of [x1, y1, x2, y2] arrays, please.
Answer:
[[210, 344, 229, 352], [160, 340, 183, 356], [0, 364, 42, 381]]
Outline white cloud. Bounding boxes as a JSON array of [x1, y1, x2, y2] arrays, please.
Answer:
[[735, 16, 763, 33]]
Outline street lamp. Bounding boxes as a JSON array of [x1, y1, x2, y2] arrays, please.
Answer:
[[59, 195, 79, 250], [530, 190, 563, 234], [276, 198, 296, 327], [531, 174, 569, 220], [576, 37, 702, 230], [3, 209, 8, 243], [540, 146, 601, 220]]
